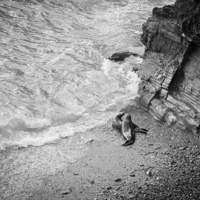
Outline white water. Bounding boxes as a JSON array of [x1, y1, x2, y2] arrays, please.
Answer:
[[0, 0, 175, 150]]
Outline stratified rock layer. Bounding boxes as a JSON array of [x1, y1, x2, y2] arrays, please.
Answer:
[[137, 0, 200, 132]]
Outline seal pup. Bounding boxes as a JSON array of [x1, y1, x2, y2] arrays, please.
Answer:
[[108, 52, 140, 62], [112, 112, 125, 131], [121, 114, 136, 146], [121, 114, 148, 146]]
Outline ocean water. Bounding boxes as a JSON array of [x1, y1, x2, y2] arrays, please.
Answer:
[[0, 0, 175, 151]]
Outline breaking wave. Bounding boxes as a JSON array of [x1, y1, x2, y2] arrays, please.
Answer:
[[0, 0, 174, 150]]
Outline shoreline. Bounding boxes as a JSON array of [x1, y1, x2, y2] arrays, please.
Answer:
[[1, 105, 200, 200]]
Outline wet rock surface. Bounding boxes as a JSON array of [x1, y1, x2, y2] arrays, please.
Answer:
[[138, 0, 200, 133]]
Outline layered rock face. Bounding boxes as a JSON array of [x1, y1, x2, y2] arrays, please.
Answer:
[[137, 0, 200, 132]]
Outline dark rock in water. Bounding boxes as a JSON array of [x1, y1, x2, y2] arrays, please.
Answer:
[[137, 0, 200, 133], [108, 52, 140, 62]]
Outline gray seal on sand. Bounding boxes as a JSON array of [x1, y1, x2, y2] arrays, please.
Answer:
[[112, 112, 148, 146], [121, 114, 148, 146], [121, 114, 136, 146], [112, 112, 125, 131]]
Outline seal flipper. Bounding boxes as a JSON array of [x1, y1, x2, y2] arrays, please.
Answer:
[[139, 128, 148, 132], [122, 140, 134, 146], [134, 128, 148, 134]]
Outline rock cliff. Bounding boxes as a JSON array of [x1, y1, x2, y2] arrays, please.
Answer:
[[137, 0, 200, 133]]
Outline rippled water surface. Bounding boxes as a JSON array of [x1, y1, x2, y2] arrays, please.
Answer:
[[0, 0, 175, 150]]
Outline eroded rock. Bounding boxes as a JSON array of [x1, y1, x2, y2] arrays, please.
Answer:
[[137, 0, 200, 132]]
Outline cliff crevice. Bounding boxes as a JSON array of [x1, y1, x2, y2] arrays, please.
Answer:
[[137, 0, 200, 133]]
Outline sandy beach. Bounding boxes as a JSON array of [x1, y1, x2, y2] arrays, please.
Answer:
[[1, 103, 200, 200]]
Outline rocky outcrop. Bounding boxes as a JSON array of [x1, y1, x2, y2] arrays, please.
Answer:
[[137, 0, 200, 133]]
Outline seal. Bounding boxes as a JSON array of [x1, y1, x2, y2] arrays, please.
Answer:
[[121, 114, 148, 146], [112, 112, 148, 146], [108, 52, 140, 62], [121, 114, 136, 146], [112, 112, 125, 131]]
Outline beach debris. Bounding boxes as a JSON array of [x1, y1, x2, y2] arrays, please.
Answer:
[[116, 186, 121, 190], [138, 186, 142, 190], [171, 160, 176, 165], [88, 180, 95, 184], [154, 146, 161, 150], [145, 168, 153, 177], [107, 186, 112, 190], [156, 177, 161, 181], [179, 146, 187, 150], [61, 188, 72, 195], [130, 172, 135, 177], [115, 178, 122, 182], [86, 139, 95, 144], [89, 139, 94, 143]]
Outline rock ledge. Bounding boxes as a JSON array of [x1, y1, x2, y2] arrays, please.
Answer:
[[137, 0, 200, 133]]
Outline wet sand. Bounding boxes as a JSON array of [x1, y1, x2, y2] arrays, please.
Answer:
[[1, 104, 200, 200]]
